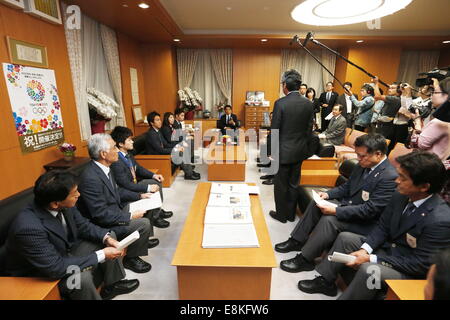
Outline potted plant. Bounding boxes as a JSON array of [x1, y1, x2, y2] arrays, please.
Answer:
[[59, 142, 77, 162]]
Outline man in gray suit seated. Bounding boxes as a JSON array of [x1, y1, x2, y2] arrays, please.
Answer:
[[318, 104, 348, 146], [275, 134, 398, 276]]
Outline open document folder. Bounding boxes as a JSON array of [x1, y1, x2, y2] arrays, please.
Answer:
[[312, 190, 338, 208]]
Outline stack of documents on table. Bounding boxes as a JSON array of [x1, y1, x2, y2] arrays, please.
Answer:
[[202, 183, 259, 249]]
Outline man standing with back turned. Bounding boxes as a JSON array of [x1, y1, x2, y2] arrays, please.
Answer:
[[269, 69, 314, 223]]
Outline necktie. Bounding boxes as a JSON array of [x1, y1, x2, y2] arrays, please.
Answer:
[[327, 92, 331, 103], [126, 154, 137, 184], [362, 168, 371, 180], [227, 115, 230, 124], [56, 211, 68, 236], [400, 202, 416, 225], [108, 170, 117, 190]]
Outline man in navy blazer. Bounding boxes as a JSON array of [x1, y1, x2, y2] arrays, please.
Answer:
[[218, 105, 240, 136], [319, 81, 339, 131], [77, 134, 153, 274], [298, 151, 450, 299], [110, 126, 173, 229], [4, 170, 139, 300], [276, 134, 398, 274]]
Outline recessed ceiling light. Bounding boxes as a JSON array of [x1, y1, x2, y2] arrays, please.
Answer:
[[291, 0, 413, 26], [122, 4, 128, 7], [356, 40, 364, 43], [261, 39, 268, 42], [173, 39, 181, 42], [138, 3, 150, 9], [226, 6, 232, 11], [443, 40, 450, 44]]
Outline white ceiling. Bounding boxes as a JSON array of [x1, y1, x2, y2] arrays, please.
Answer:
[[160, 0, 450, 36]]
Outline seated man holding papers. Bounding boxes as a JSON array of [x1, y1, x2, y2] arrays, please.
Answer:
[[4, 170, 139, 300], [77, 134, 154, 274], [298, 152, 450, 299], [110, 126, 173, 229], [275, 134, 398, 274]]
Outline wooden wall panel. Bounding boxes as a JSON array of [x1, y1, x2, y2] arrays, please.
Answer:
[[141, 43, 178, 118], [0, 4, 84, 200], [117, 32, 147, 135], [232, 48, 281, 124], [333, 47, 349, 95], [438, 47, 450, 68]]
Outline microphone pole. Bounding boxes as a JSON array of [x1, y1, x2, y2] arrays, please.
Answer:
[[290, 35, 350, 94], [306, 34, 390, 88]]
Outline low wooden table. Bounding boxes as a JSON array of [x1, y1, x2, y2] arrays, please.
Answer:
[[300, 170, 340, 187], [0, 277, 61, 300], [205, 138, 247, 181], [385, 280, 426, 300], [171, 183, 277, 300]]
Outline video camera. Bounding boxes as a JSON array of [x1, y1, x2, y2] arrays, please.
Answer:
[[416, 67, 450, 88]]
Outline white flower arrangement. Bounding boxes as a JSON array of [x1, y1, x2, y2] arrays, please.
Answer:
[[178, 87, 203, 109], [87, 88, 118, 120]]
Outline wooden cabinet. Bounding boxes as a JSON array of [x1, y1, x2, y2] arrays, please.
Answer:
[[244, 105, 270, 130]]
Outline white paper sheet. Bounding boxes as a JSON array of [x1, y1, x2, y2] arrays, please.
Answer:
[[129, 192, 162, 212], [327, 252, 356, 264], [202, 224, 259, 248], [117, 231, 140, 250], [312, 190, 338, 208]]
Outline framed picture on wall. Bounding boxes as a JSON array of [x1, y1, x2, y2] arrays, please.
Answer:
[[132, 106, 144, 124], [0, 0, 25, 9], [24, 0, 62, 24], [7, 36, 49, 68]]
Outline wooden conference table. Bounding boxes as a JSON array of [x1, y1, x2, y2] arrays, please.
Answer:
[[171, 183, 277, 300]]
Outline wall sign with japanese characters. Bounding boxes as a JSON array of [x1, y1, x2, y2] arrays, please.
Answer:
[[3, 63, 65, 154]]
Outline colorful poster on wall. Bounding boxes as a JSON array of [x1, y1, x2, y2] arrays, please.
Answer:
[[3, 63, 65, 154]]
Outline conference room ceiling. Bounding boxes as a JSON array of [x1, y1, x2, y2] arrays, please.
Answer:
[[64, 0, 450, 49]]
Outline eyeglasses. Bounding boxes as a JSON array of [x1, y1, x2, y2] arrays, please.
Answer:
[[432, 92, 445, 95]]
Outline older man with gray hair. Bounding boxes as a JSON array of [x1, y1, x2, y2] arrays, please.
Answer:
[[77, 133, 153, 274]]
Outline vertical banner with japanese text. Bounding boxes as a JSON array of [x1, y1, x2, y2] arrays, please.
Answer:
[[3, 63, 65, 154]]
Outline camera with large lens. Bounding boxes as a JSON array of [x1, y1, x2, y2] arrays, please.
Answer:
[[415, 67, 450, 88]]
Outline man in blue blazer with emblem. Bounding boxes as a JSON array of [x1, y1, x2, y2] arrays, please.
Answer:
[[110, 126, 173, 229], [298, 151, 450, 298], [4, 170, 139, 300], [276, 134, 398, 274]]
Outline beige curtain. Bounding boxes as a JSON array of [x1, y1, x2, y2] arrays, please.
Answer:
[[210, 49, 233, 104], [177, 49, 199, 89], [100, 24, 126, 129], [321, 49, 337, 89], [62, 3, 91, 140], [397, 50, 440, 86], [280, 49, 326, 97]]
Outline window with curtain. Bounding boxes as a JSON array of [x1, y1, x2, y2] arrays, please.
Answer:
[[177, 49, 232, 118], [397, 50, 440, 86]]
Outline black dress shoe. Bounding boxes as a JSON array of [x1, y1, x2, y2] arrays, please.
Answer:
[[262, 178, 274, 185], [100, 279, 140, 300], [275, 238, 304, 253], [185, 174, 200, 180], [260, 175, 274, 180], [160, 209, 173, 219], [123, 257, 152, 273], [269, 210, 286, 223], [298, 276, 338, 296], [153, 218, 170, 228], [193, 171, 201, 177], [280, 254, 315, 273], [148, 238, 159, 249]]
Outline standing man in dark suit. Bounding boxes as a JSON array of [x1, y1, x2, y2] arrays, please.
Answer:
[[336, 82, 359, 127], [4, 170, 139, 300], [298, 151, 450, 299], [269, 69, 314, 223], [77, 134, 153, 274], [110, 126, 173, 229], [276, 135, 398, 274], [145, 112, 200, 180], [218, 105, 240, 136], [319, 81, 339, 132]]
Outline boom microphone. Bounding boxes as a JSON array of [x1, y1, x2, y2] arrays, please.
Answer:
[[289, 35, 299, 46], [303, 32, 314, 47]]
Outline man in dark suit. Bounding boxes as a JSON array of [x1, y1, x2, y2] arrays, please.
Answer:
[[319, 104, 348, 146], [218, 105, 240, 136], [336, 82, 359, 127], [269, 69, 314, 223], [77, 134, 153, 274], [4, 170, 139, 300], [298, 151, 450, 299], [276, 134, 398, 274], [145, 111, 200, 180], [319, 81, 339, 132], [110, 126, 173, 229]]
